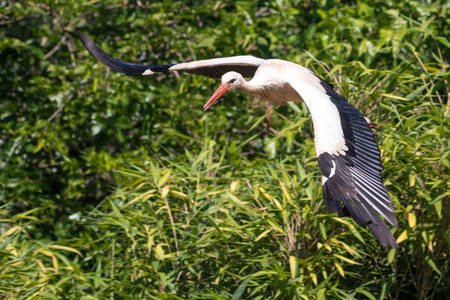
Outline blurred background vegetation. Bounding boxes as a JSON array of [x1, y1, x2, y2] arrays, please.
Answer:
[[1, 0, 449, 299]]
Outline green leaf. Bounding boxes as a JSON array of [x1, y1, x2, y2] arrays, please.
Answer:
[[424, 256, 442, 276], [436, 36, 450, 48], [231, 276, 251, 300], [387, 249, 396, 264]]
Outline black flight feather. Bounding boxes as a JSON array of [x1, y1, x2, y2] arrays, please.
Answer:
[[78, 32, 259, 79], [317, 78, 398, 248]]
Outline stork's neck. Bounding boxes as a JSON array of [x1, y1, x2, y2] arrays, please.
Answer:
[[236, 77, 303, 105], [235, 79, 262, 96]]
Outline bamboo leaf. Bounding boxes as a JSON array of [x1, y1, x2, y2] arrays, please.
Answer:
[[333, 254, 361, 265], [408, 212, 416, 228], [231, 276, 251, 300]]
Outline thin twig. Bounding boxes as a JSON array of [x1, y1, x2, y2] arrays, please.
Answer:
[[44, 41, 62, 59], [164, 193, 180, 256], [47, 103, 65, 122]]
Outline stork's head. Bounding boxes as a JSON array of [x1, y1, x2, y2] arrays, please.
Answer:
[[203, 71, 244, 111]]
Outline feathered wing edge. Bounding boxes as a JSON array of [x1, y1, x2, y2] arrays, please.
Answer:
[[78, 32, 262, 78], [78, 31, 174, 76], [289, 74, 398, 248], [318, 80, 398, 248]]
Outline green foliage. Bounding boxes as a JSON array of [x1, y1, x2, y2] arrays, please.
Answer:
[[1, 0, 449, 299]]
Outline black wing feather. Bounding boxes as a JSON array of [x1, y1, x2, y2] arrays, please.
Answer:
[[317, 79, 398, 248], [184, 65, 259, 78], [78, 32, 175, 76], [78, 32, 259, 78]]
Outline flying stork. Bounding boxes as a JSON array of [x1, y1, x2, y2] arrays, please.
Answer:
[[78, 32, 398, 248]]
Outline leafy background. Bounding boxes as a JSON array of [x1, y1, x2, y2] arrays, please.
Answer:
[[1, 0, 449, 299]]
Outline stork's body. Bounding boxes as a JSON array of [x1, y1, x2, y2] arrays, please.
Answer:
[[79, 32, 398, 248]]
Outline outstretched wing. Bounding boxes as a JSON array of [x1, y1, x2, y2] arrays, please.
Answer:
[[290, 75, 398, 248], [78, 32, 263, 78]]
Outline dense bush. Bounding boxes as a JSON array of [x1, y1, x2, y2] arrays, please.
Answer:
[[1, 0, 448, 299]]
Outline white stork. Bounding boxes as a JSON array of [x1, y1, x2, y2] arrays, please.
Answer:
[[78, 32, 398, 248]]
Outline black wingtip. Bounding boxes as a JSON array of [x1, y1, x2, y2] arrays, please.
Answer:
[[78, 31, 159, 76], [368, 220, 398, 248]]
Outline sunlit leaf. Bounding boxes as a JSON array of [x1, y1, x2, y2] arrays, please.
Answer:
[[408, 212, 416, 228]]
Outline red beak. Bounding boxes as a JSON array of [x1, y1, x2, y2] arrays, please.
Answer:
[[203, 84, 229, 111]]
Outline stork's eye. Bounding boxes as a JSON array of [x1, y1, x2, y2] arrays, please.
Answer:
[[229, 78, 236, 84]]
